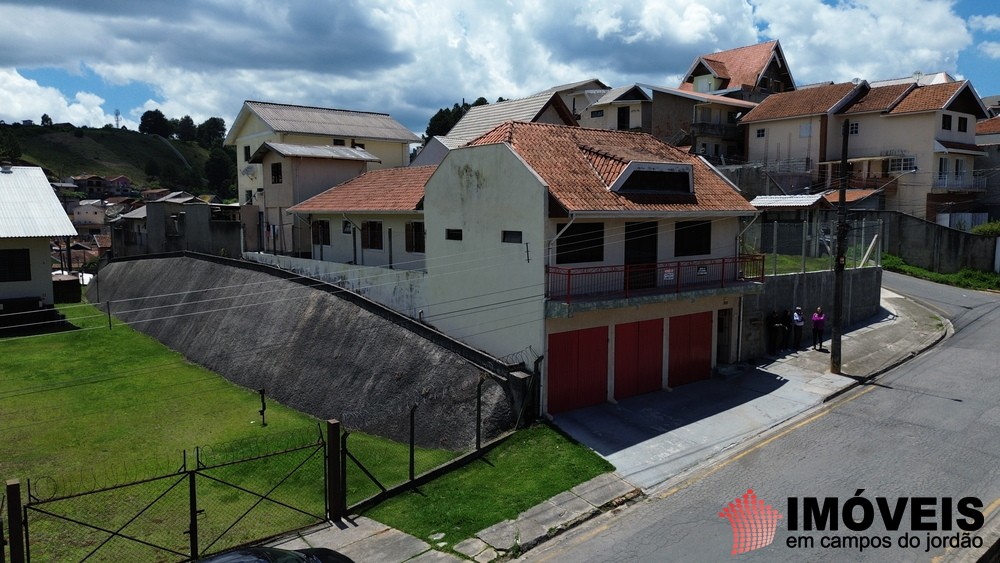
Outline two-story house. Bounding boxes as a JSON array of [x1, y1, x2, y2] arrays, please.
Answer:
[[573, 85, 652, 133], [287, 122, 763, 415], [740, 79, 989, 219], [224, 100, 420, 254], [678, 40, 795, 102]]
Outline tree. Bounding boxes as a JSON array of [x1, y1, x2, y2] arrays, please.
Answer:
[[139, 109, 172, 137], [41, 113, 53, 127], [0, 128, 22, 161], [196, 117, 227, 149], [423, 96, 497, 139], [204, 146, 236, 192], [176, 115, 197, 142]]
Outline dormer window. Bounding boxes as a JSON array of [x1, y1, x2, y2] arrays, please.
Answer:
[[610, 162, 694, 194]]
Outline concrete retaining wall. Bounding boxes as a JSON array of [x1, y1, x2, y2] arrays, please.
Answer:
[[739, 267, 882, 361], [88, 254, 516, 450]]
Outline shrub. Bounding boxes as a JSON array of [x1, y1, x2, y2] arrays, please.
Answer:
[[971, 221, 1000, 237]]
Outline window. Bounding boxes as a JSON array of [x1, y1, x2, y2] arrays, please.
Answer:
[[955, 159, 965, 178], [888, 157, 916, 173], [245, 190, 253, 204], [674, 221, 711, 257], [501, 230, 522, 243], [405, 221, 425, 253], [445, 228, 463, 241], [727, 111, 740, 123], [942, 114, 952, 130], [243, 146, 251, 162], [0, 249, 31, 282], [849, 122, 859, 135], [555, 223, 604, 264], [352, 142, 365, 149], [756, 128, 766, 138], [361, 220, 383, 250], [590, 110, 604, 118], [938, 157, 949, 179], [333, 139, 345, 146], [270, 162, 282, 184], [958, 117, 968, 132], [342, 220, 352, 234], [799, 123, 812, 138], [311, 220, 330, 245]]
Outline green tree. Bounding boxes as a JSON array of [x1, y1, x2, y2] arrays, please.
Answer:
[[145, 159, 161, 178], [196, 117, 227, 148], [139, 109, 172, 137], [205, 146, 236, 192], [176, 115, 197, 142], [0, 128, 22, 161], [423, 96, 496, 139], [41, 113, 53, 126]]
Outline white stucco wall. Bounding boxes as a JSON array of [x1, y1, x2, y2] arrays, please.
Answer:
[[746, 115, 825, 164], [1, 238, 54, 304], [423, 144, 548, 360], [305, 212, 426, 271]]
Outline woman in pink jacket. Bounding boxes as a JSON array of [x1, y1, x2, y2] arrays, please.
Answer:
[[811, 307, 826, 350]]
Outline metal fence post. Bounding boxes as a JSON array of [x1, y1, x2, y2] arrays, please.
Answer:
[[801, 220, 807, 274], [5, 481, 23, 563], [409, 406, 417, 482], [187, 470, 198, 558], [476, 378, 484, 450], [325, 420, 344, 521]]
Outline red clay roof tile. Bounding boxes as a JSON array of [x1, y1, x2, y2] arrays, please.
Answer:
[[289, 166, 436, 213]]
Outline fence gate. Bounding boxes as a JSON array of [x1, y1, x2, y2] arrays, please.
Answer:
[[18, 429, 327, 562]]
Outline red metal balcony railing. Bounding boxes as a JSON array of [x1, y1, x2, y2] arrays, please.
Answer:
[[546, 255, 765, 305]]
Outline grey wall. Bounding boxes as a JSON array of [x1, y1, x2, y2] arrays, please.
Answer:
[[739, 267, 883, 361], [88, 254, 516, 450]]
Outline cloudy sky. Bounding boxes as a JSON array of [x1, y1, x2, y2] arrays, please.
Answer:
[[1, 0, 998, 136]]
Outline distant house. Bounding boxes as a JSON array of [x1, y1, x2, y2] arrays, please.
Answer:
[[70, 174, 108, 196], [412, 92, 577, 166], [678, 39, 795, 102], [106, 175, 133, 195], [573, 84, 652, 133], [0, 165, 78, 316], [740, 78, 989, 219], [71, 199, 107, 236]]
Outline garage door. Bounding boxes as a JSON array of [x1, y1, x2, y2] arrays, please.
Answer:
[[614, 319, 663, 400], [668, 312, 713, 387], [547, 327, 608, 413]]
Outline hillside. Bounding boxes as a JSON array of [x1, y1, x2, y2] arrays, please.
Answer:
[[3, 123, 218, 193]]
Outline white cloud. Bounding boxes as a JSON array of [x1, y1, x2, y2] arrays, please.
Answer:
[[969, 15, 1000, 33], [0, 68, 136, 128], [979, 41, 1000, 59]]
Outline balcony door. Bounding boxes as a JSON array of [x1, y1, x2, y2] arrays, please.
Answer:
[[625, 222, 658, 291]]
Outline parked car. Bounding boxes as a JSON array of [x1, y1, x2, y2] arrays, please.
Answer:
[[197, 546, 354, 563]]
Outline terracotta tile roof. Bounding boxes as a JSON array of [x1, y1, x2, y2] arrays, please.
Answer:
[[740, 82, 859, 122], [822, 189, 881, 205], [289, 166, 436, 214], [680, 40, 779, 91], [842, 84, 913, 114], [468, 122, 755, 215], [977, 116, 1000, 135], [887, 81, 965, 114]]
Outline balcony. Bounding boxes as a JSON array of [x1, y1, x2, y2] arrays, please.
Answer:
[[546, 255, 765, 306], [689, 121, 741, 141], [932, 174, 985, 192]]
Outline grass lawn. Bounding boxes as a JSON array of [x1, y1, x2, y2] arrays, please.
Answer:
[[363, 424, 614, 553], [882, 254, 1000, 291]]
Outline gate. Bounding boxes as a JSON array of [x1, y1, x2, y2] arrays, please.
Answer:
[[16, 427, 327, 562]]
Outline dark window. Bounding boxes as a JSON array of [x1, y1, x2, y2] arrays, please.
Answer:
[[674, 221, 711, 257], [756, 128, 765, 138], [445, 228, 463, 241], [590, 110, 604, 118], [361, 220, 383, 250], [0, 249, 31, 282], [849, 122, 859, 135], [556, 223, 604, 264], [333, 138, 345, 146], [501, 230, 522, 243], [352, 142, 365, 149], [727, 111, 739, 123], [405, 221, 426, 253], [942, 114, 952, 130], [243, 146, 251, 162], [342, 220, 352, 234], [618, 170, 692, 193], [958, 117, 968, 132], [270, 162, 282, 183], [311, 220, 330, 245], [245, 190, 253, 204]]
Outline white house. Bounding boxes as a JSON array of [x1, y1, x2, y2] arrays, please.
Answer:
[[0, 165, 78, 311]]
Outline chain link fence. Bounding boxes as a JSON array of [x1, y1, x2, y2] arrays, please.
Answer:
[[740, 219, 883, 275]]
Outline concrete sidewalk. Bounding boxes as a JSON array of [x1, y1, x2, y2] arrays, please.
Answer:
[[271, 287, 945, 562]]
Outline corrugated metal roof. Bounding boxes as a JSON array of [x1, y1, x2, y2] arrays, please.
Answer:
[[250, 141, 380, 162], [0, 166, 78, 238], [244, 101, 420, 143], [446, 93, 555, 141], [750, 194, 831, 208]]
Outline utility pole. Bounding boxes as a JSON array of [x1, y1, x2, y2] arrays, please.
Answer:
[[831, 119, 849, 374]]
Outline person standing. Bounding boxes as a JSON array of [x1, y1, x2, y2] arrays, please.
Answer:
[[811, 306, 826, 350], [780, 309, 793, 352], [792, 306, 805, 349]]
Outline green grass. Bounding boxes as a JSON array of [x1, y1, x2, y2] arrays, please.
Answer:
[[882, 254, 1000, 291], [363, 424, 614, 552], [763, 253, 833, 274]]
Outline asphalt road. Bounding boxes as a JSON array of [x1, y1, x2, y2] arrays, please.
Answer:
[[521, 274, 1000, 562]]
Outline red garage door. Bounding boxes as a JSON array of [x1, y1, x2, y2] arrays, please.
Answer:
[[668, 312, 713, 387], [615, 319, 663, 400], [547, 327, 608, 414]]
